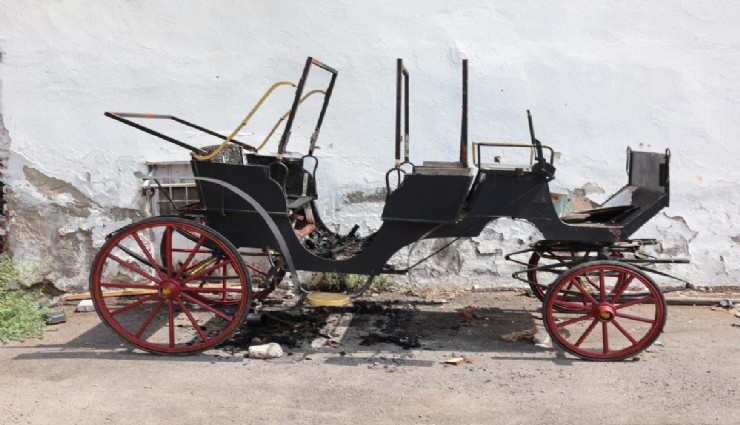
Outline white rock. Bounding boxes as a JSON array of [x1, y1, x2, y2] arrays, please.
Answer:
[[248, 343, 284, 359], [76, 299, 95, 312], [310, 337, 328, 349], [533, 326, 552, 349]]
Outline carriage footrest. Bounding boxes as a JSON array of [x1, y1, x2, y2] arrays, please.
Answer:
[[306, 292, 351, 307]]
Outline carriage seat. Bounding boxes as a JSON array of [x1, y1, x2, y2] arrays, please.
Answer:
[[246, 154, 316, 210], [560, 150, 669, 226]]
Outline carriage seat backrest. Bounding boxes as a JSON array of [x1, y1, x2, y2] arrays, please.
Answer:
[[382, 172, 474, 223], [627, 151, 669, 193], [191, 161, 288, 214], [245, 154, 310, 199]]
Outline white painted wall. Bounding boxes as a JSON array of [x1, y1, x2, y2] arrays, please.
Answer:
[[1, 0, 738, 290]]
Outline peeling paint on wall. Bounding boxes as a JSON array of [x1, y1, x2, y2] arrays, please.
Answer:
[[0, 80, 10, 251], [5, 165, 144, 291]]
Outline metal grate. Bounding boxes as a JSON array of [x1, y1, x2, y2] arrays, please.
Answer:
[[143, 161, 200, 216]]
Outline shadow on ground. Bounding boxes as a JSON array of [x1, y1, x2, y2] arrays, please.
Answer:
[[9, 298, 572, 365]]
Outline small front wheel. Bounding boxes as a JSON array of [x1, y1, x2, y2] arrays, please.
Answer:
[[542, 261, 666, 361], [90, 217, 251, 355]]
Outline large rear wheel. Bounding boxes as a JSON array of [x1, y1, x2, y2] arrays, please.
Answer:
[[90, 217, 251, 355]]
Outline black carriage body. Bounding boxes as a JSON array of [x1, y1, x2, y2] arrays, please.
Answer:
[[191, 146, 670, 275], [107, 55, 672, 277]]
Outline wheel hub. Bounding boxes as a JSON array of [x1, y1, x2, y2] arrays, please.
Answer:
[[595, 304, 616, 322], [159, 280, 181, 299]]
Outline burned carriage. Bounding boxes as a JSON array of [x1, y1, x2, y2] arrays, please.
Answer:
[[92, 57, 687, 360]]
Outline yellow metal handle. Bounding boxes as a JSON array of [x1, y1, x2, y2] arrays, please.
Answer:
[[256, 89, 326, 152], [191, 81, 297, 161]]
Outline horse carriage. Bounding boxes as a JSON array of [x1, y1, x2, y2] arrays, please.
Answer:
[[91, 57, 687, 360]]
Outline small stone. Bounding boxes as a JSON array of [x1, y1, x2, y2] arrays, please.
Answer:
[[76, 299, 95, 312], [735, 311, 740, 318], [45, 311, 67, 325], [248, 343, 284, 359], [653, 340, 664, 347]]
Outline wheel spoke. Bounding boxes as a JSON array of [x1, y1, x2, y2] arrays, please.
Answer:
[[110, 293, 159, 317], [174, 235, 207, 280], [180, 292, 234, 322], [582, 275, 600, 291], [559, 282, 577, 304], [168, 300, 175, 349], [617, 312, 655, 324], [602, 321, 609, 353], [569, 278, 599, 305], [182, 259, 233, 285], [611, 318, 638, 344], [574, 319, 599, 347], [181, 256, 219, 278], [599, 268, 606, 302], [555, 313, 594, 328], [610, 274, 635, 304], [135, 299, 165, 338], [132, 232, 165, 280], [221, 264, 228, 302], [552, 301, 591, 312], [108, 253, 161, 284], [615, 295, 655, 310], [176, 297, 207, 343], [164, 225, 174, 277]]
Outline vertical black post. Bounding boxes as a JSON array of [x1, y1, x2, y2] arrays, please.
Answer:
[[460, 59, 469, 167], [308, 71, 337, 156], [279, 57, 312, 158], [527, 110, 545, 164], [395, 59, 402, 168], [395, 58, 410, 168], [404, 64, 410, 164]]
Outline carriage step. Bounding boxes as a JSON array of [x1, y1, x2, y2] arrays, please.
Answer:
[[306, 291, 351, 307]]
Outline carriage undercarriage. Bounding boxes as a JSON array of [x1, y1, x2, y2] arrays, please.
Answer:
[[91, 57, 689, 361]]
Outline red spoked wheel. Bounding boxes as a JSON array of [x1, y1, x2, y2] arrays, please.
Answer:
[[90, 217, 251, 355], [542, 261, 666, 361]]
